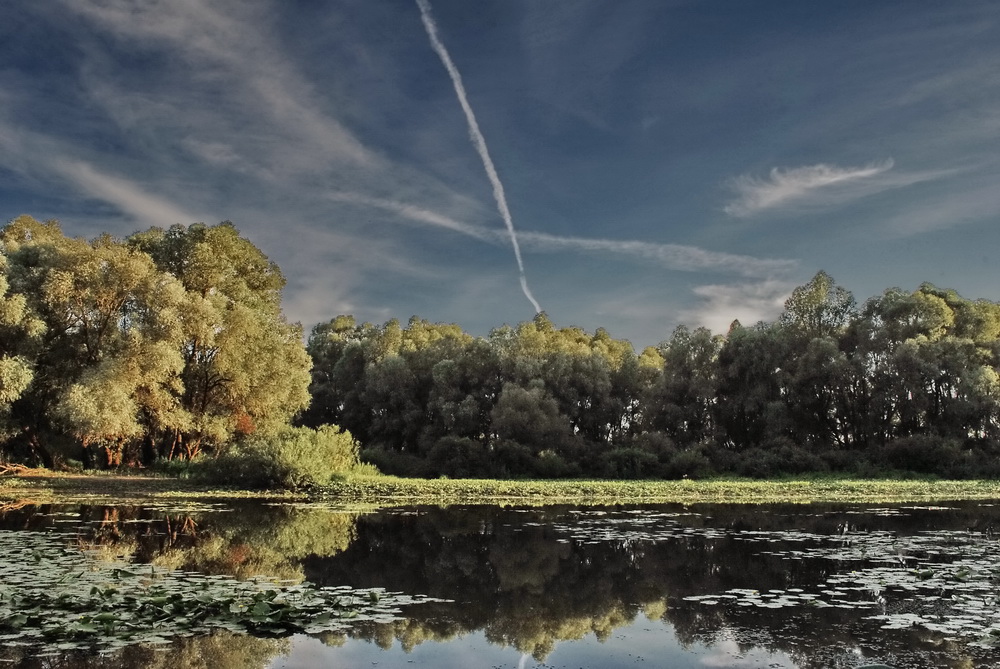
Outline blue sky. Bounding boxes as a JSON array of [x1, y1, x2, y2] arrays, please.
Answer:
[[2, 1, 998, 348]]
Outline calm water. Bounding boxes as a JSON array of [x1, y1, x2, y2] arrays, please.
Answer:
[[3, 499, 1000, 668]]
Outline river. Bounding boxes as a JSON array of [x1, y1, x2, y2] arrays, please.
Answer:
[[2, 500, 999, 668]]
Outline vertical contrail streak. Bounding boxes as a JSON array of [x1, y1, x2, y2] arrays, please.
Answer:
[[415, 0, 542, 314]]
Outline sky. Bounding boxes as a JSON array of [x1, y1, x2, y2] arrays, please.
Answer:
[[2, 0, 999, 349]]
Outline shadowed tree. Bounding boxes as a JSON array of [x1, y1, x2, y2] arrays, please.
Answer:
[[644, 325, 723, 447]]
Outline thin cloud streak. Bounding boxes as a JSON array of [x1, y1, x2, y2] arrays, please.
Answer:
[[54, 160, 198, 229], [328, 192, 496, 242], [518, 231, 797, 278], [334, 192, 796, 278], [415, 0, 542, 314], [65, 0, 374, 168], [725, 159, 896, 217]]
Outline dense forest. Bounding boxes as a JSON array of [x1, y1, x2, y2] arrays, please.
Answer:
[[4, 215, 1000, 480]]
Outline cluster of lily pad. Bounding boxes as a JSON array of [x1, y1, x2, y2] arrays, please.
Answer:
[[0, 529, 446, 654], [547, 507, 1000, 649]]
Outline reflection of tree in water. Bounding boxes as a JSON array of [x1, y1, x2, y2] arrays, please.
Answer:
[[2, 502, 998, 667], [148, 506, 357, 582], [304, 504, 1000, 667], [305, 506, 688, 659], [0, 503, 358, 582], [2, 631, 286, 669]]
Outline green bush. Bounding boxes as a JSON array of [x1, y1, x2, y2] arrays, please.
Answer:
[[427, 436, 490, 478], [361, 446, 434, 478], [600, 447, 661, 479], [882, 435, 965, 476], [196, 425, 360, 489], [664, 448, 713, 479], [535, 448, 581, 478], [736, 440, 829, 478]]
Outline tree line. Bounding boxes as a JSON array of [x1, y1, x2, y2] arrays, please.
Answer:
[[4, 215, 1000, 479], [302, 273, 1000, 479]]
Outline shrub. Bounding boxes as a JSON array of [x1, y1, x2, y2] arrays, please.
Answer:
[[600, 448, 661, 479], [427, 437, 490, 478], [535, 448, 581, 478], [664, 449, 713, 479], [361, 447, 434, 478], [882, 435, 965, 476], [196, 425, 360, 489], [493, 440, 538, 478], [735, 441, 829, 478]]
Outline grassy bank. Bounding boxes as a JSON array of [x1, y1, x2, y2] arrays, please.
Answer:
[[4, 469, 1000, 506], [318, 475, 1000, 505]]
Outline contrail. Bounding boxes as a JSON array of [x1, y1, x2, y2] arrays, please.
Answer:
[[415, 0, 542, 314]]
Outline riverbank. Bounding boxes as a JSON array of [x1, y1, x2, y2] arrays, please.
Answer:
[[3, 470, 1000, 506]]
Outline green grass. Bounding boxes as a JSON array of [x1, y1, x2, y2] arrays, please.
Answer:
[[315, 475, 1000, 506], [4, 470, 1000, 506]]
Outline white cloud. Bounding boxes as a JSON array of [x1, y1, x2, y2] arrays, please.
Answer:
[[518, 231, 796, 278], [725, 159, 896, 217], [679, 281, 794, 334], [54, 160, 199, 228], [333, 194, 798, 279], [63, 0, 375, 172]]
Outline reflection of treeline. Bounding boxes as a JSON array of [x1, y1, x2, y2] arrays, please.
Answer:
[[0, 631, 288, 669], [305, 505, 988, 666], [0, 503, 358, 583], [303, 272, 1000, 478]]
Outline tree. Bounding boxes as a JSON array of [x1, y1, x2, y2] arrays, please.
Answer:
[[714, 322, 790, 450], [644, 325, 722, 447], [128, 222, 311, 458], [780, 270, 856, 338], [490, 381, 575, 474], [0, 241, 45, 442], [1, 217, 188, 466]]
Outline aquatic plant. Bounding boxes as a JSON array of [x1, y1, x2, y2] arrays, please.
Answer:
[[0, 529, 444, 655]]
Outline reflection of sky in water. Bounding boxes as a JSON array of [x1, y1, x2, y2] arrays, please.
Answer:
[[269, 617, 798, 669]]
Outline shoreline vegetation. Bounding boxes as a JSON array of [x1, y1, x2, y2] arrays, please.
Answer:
[[3, 471, 1000, 506], [7, 216, 1000, 486]]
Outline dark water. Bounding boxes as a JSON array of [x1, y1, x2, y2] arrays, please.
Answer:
[[2, 499, 1000, 668]]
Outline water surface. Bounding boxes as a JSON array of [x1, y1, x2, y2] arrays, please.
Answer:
[[2, 499, 999, 668]]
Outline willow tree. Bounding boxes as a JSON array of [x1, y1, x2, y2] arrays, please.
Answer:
[[128, 222, 311, 458], [1, 216, 188, 466], [0, 240, 46, 451]]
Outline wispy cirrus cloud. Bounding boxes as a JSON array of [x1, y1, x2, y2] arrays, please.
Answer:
[[725, 159, 897, 217], [518, 231, 796, 279], [63, 0, 375, 171], [54, 160, 199, 229], [335, 192, 797, 279]]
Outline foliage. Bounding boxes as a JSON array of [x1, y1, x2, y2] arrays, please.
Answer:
[[6, 213, 1000, 482], [195, 426, 362, 490], [0, 529, 443, 654], [302, 271, 1000, 480], [0, 216, 311, 469]]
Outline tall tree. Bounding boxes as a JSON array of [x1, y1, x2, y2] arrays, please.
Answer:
[[780, 270, 856, 338], [128, 222, 311, 458], [1, 217, 187, 465], [0, 237, 46, 441], [644, 325, 722, 447]]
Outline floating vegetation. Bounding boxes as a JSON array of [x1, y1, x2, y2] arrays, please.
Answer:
[[552, 507, 1000, 651], [0, 530, 447, 655]]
